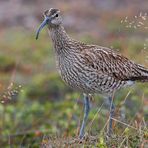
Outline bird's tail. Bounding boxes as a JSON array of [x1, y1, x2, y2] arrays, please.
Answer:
[[130, 64, 148, 82]]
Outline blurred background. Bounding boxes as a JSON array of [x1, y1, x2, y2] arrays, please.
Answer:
[[0, 0, 148, 147]]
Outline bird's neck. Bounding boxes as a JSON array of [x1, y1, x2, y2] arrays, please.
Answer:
[[48, 25, 72, 54]]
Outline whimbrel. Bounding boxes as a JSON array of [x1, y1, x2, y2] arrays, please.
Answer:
[[36, 8, 148, 138]]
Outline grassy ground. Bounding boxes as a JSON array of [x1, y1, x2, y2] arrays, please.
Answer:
[[41, 130, 148, 148]]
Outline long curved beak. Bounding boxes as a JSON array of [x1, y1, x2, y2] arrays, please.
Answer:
[[36, 16, 51, 40]]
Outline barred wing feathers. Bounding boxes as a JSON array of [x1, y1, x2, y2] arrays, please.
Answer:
[[82, 45, 148, 82]]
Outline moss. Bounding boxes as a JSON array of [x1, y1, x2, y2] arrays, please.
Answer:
[[0, 55, 16, 72]]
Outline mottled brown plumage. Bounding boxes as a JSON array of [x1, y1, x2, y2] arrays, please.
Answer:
[[41, 8, 148, 96], [36, 8, 148, 138]]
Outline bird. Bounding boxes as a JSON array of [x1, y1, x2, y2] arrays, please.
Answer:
[[36, 8, 148, 139]]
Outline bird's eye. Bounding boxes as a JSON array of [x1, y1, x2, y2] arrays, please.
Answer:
[[55, 14, 58, 17]]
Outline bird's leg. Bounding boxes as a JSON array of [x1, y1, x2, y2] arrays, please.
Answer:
[[108, 96, 115, 135], [79, 94, 90, 139]]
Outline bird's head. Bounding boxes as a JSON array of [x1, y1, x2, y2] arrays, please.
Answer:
[[36, 8, 62, 39]]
